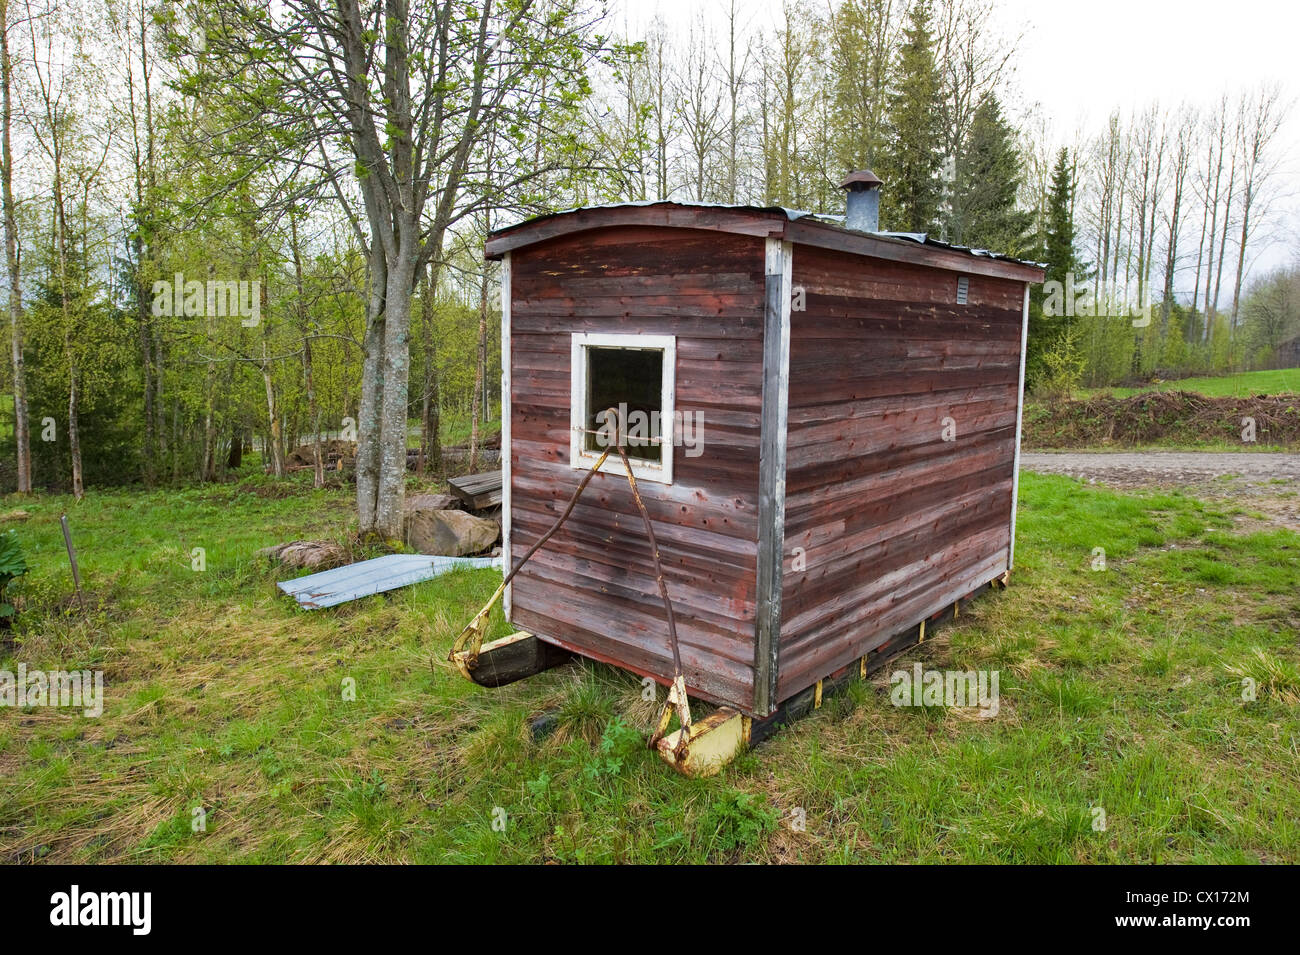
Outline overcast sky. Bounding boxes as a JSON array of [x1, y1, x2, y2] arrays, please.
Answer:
[[609, 0, 1300, 276]]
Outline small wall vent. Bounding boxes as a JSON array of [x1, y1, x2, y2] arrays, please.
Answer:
[[956, 275, 969, 306]]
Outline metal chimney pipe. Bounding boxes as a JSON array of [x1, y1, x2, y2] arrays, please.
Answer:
[[840, 170, 882, 232]]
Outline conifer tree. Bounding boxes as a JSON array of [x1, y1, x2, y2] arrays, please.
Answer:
[[949, 94, 1032, 254], [880, 0, 943, 232], [1027, 147, 1085, 386]]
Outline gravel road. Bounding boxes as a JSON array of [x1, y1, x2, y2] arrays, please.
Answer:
[[1021, 450, 1300, 531], [1021, 451, 1300, 484]]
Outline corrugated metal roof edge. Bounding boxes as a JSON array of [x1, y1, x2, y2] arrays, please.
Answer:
[[485, 199, 1045, 270]]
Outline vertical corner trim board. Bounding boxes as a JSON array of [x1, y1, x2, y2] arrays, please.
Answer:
[[501, 251, 513, 619], [1008, 281, 1030, 571], [753, 237, 794, 716]]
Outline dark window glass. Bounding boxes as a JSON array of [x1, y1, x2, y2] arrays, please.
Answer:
[[584, 347, 663, 463]]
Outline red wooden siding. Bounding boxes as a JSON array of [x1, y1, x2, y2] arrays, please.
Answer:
[[507, 225, 766, 708], [776, 245, 1025, 700]]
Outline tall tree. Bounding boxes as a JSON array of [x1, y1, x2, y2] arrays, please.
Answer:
[[1199, 96, 1231, 343], [179, 0, 602, 540], [948, 93, 1030, 253], [1159, 110, 1193, 332], [675, 13, 725, 202], [762, 1, 818, 207], [1028, 148, 1082, 385], [881, 0, 943, 232], [830, 0, 894, 172], [113, 0, 163, 484], [718, 0, 752, 204], [0, 0, 29, 492], [934, 0, 1018, 231], [1228, 85, 1287, 335], [22, 0, 111, 499]]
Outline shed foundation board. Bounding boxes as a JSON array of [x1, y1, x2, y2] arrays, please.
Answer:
[[453, 631, 573, 687]]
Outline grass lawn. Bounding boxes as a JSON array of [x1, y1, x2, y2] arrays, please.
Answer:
[[407, 409, 502, 449], [1, 471, 1298, 863], [1084, 367, 1300, 399]]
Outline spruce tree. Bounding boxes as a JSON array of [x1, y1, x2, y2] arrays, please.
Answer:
[[1041, 148, 1081, 282], [1026, 148, 1085, 387], [949, 94, 1033, 254], [880, 0, 943, 233]]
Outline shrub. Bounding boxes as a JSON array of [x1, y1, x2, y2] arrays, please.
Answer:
[[0, 530, 28, 624]]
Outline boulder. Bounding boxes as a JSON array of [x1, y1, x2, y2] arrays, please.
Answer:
[[405, 492, 460, 512], [404, 507, 499, 556]]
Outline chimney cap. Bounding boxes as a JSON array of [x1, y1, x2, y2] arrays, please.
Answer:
[[840, 169, 883, 190]]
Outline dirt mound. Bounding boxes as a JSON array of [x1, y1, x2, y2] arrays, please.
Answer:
[[1025, 391, 1300, 448]]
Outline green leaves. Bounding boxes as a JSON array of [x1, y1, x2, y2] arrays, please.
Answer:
[[0, 530, 28, 621]]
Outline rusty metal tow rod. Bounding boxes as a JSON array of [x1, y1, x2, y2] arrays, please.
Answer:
[[448, 409, 693, 757]]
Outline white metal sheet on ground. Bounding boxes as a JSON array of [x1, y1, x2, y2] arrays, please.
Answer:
[[278, 553, 502, 609]]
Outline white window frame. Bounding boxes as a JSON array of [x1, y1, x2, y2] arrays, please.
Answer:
[[570, 332, 676, 485]]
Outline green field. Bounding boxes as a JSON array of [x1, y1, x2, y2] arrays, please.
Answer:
[[1086, 367, 1300, 398], [1, 471, 1298, 863]]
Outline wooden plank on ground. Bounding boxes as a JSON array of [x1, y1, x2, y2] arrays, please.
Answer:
[[449, 470, 503, 509]]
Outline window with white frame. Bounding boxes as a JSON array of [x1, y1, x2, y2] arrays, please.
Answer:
[[570, 332, 676, 484]]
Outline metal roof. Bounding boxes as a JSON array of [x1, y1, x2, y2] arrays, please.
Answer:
[[486, 200, 1043, 270], [278, 553, 502, 610]]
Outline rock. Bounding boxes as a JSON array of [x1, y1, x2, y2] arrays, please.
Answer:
[[406, 492, 460, 512], [0, 509, 30, 523], [258, 539, 349, 571], [404, 507, 499, 556], [529, 710, 561, 742]]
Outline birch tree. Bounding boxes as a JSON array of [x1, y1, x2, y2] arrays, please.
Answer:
[[177, 0, 602, 540], [1228, 84, 1287, 334], [0, 0, 30, 492]]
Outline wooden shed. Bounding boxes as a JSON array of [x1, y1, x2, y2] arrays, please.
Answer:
[[479, 176, 1044, 769]]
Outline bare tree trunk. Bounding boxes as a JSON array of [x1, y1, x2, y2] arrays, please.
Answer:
[[67, 360, 81, 497], [1190, 136, 1210, 337], [371, 254, 417, 540], [1161, 114, 1192, 343], [54, 173, 80, 499], [28, 7, 81, 497], [171, 394, 180, 482], [261, 346, 284, 478], [289, 215, 323, 487], [470, 260, 489, 472], [201, 308, 217, 481], [1211, 147, 1236, 353], [0, 0, 28, 493], [123, 0, 158, 485], [724, 0, 743, 203], [302, 341, 322, 487], [1229, 86, 1285, 340], [355, 247, 386, 533], [1201, 102, 1228, 344], [418, 259, 442, 480], [153, 327, 166, 469]]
